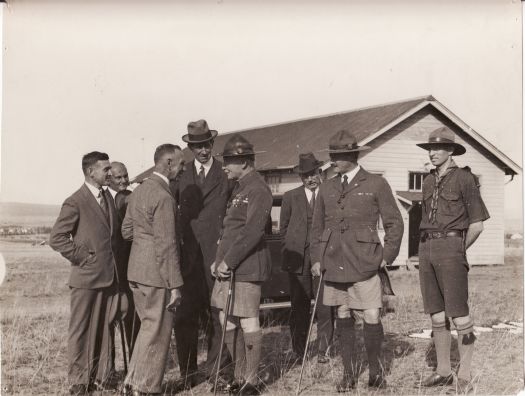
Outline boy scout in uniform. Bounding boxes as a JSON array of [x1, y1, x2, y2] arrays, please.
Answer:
[[211, 134, 272, 395], [416, 127, 489, 394], [311, 130, 404, 392]]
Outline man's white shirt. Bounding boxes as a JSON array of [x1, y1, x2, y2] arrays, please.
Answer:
[[194, 157, 213, 177]]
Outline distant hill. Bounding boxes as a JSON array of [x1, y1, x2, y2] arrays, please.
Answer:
[[0, 202, 61, 227]]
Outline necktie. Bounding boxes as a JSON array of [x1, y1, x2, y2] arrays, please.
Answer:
[[342, 175, 349, 189], [198, 165, 205, 184], [98, 188, 110, 222], [310, 189, 316, 210]]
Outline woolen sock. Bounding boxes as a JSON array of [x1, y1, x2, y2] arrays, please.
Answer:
[[456, 321, 476, 381], [363, 322, 384, 378], [243, 330, 262, 385], [432, 319, 452, 377], [336, 317, 357, 379], [224, 328, 246, 381]]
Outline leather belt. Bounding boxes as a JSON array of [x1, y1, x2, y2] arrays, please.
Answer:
[[420, 230, 464, 242]]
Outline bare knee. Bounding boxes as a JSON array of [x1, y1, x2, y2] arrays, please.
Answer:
[[337, 305, 351, 319], [363, 308, 380, 324], [240, 316, 260, 333], [430, 311, 446, 325], [219, 311, 238, 331]]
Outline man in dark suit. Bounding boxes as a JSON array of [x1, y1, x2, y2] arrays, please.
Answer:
[[280, 152, 335, 364], [173, 120, 233, 390], [50, 151, 120, 395], [311, 130, 404, 392], [121, 144, 185, 395]]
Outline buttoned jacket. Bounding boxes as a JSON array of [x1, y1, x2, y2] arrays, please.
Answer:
[[50, 184, 120, 289], [310, 167, 404, 283]]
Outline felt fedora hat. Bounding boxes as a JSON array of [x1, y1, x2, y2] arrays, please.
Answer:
[[293, 152, 324, 174], [218, 134, 265, 157], [326, 130, 371, 153], [416, 126, 466, 156], [181, 119, 218, 143]]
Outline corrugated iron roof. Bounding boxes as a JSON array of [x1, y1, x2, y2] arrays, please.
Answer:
[[396, 191, 423, 203]]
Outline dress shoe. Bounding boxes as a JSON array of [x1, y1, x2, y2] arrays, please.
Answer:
[[421, 372, 454, 387], [238, 382, 264, 395], [69, 384, 89, 395], [93, 379, 118, 391], [335, 377, 356, 393], [317, 354, 329, 364], [368, 374, 387, 389], [446, 378, 474, 395], [119, 383, 133, 396], [208, 376, 234, 393]]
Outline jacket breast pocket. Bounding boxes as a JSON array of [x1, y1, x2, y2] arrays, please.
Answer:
[[440, 191, 461, 215]]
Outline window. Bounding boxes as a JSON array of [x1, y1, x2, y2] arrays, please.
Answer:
[[264, 173, 282, 194], [408, 172, 429, 192]]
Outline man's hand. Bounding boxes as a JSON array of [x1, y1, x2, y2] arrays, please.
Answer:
[[216, 260, 231, 279], [311, 262, 321, 277], [210, 261, 217, 278], [380, 259, 388, 269], [166, 288, 182, 313]]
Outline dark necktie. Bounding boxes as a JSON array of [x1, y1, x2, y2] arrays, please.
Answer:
[[198, 165, 205, 184], [98, 188, 110, 222], [310, 189, 316, 210], [342, 175, 349, 189]]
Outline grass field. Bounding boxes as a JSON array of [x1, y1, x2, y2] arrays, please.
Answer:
[[1, 240, 523, 395]]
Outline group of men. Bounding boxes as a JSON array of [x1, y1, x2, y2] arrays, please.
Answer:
[[50, 119, 489, 395]]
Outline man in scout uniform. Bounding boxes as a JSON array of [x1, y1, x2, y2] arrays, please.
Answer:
[[416, 126, 489, 393], [311, 130, 404, 392], [280, 152, 334, 364], [210, 134, 272, 395]]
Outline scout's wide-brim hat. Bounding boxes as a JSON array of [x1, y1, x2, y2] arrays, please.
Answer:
[[293, 152, 324, 174], [182, 119, 218, 144], [218, 134, 266, 157], [324, 129, 371, 153], [416, 126, 466, 156]]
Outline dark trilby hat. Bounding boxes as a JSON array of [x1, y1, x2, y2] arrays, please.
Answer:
[[218, 134, 265, 157], [181, 119, 218, 144], [326, 130, 371, 153], [293, 152, 324, 174], [416, 126, 466, 156]]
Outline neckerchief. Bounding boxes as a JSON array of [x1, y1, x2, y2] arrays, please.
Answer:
[[429, 159, 457, 224]]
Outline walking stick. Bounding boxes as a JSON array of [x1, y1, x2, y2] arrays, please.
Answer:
[[119, 319, 128, 374], [296, 269, 325, 396], [213, 272, 235, 396]]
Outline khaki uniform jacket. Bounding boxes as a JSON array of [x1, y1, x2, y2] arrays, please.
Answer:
[[215, 170, 272, 282], [122, 174, 183, 290], [310, 168, 404, 283], [50, 184, 120, 289]]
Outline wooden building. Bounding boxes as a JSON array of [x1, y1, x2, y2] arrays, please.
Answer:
[[133, 96, 520, 265]]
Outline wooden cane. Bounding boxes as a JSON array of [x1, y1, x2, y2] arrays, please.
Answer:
[[119, 319, 128, 374]]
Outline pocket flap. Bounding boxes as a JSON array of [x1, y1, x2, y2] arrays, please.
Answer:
[[355, 229, 381, 243], [441, 191, 460, 201]]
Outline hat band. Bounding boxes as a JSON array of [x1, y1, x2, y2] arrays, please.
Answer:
[[329, 142, 359, 151], [187, 131, 214, 142], [427, 137, 455, 144]]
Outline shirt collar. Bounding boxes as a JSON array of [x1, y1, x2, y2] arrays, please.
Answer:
[[237, 169, 256, 188], [194, 157, 213, 173], [153, 171, 170, 186], [108, 187, 118, 199], [84, 181, 103, 199], [304, 186, 317, 199], [341, 164, 361, 183]]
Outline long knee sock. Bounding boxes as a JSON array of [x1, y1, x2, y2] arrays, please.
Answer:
[[456, 321, 476, 381], [336, 317, 357, 379], [432, 319, 452, 377], [243, 330, 262, 385], [363, 322, 384, 378], [224, 328, 246, 381]]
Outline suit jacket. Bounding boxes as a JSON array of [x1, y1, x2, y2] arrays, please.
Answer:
[[310, 168, 404, 283], [50, 184, 119, 289], [114, 189, 132, 288], [280, 186, 311, 274], [174, 158, 231, 286], [122, 174, 183, 289]]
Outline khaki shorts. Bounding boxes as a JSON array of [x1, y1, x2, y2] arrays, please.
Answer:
[[211, 278, 262, 318], [323, 274, 382, 309]]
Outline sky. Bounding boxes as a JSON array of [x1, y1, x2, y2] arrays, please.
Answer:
[[0, 0, 522, 221]]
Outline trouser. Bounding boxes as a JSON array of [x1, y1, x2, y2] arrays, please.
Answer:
[[125, 282, 173, 394], [68, 284, 118, 386], [288, 273, 335, 355]]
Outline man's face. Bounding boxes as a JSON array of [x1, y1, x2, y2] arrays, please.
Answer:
[[300, 170, 321, 191], [428, 145, 453, 167], [89, 160, 112, 187], [188, 140, 213, 164], [329, 152, 357, 174], [109, 164, 129, 192], [166, 150, 185, 180], [222, 158, 244, 180]]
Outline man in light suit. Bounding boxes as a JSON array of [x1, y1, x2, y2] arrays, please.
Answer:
[[122, 144, 185, 396], [173, 120, 234, 390], [50, 151, 120, 395], [311, 130, 404, 392], [280, 152, 334, 364]]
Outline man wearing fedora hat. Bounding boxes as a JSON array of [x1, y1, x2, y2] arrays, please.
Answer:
[[280, 152, 334, 364], [416, 126, 489, 393], [173, 119, 234, 390], [210, 134, 272, 395], [311, 130, 403, 392]]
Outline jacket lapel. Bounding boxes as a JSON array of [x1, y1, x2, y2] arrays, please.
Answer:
[[201, 159, 222, 198], [296, 187, 308, 219], [80, 184, 110, 230], [345, 168, 367, 193]]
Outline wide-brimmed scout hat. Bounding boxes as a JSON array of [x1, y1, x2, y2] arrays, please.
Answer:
[[181, 119, 218, 144], [416, 126, 466, 156], [325, 130, 371, 153], [218, 134, 265, 157], [293, 152, 324, 174]]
